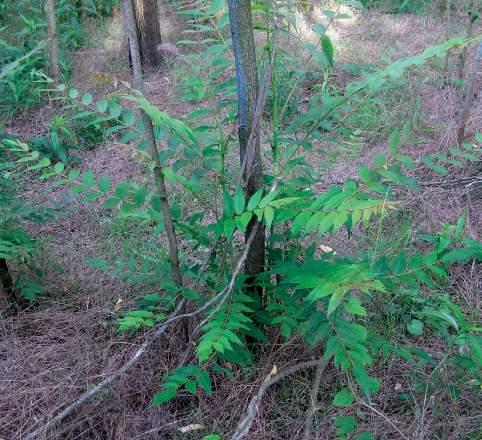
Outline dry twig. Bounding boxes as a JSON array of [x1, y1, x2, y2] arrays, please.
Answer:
[[231, 359, 322, 440], [239, 26, 279, 187], [302, 360, 328, 440]]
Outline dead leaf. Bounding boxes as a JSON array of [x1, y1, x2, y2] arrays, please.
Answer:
[[320, 245, 335, 254], [263, 365, 278, 383], [178, 424, 206, 433]]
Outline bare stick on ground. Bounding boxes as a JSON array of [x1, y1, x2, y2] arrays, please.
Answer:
[[231, 359, 322, 440], [302, 360, 328, 440]]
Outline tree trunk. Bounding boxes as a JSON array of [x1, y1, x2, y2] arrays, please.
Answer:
[[457, 41, 482, 145], [0, 258, 14, 300], [45, 0, 59, 82], [442, 0, 451, 80], [458, 11, 478, 81], [132, 0, 163, 71], [122, 0, 182, 288], [75, 0, 83, 21], [227, 0, 265, 304]]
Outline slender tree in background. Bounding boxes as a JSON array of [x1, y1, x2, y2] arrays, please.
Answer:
[[0, 258, 14, 301], [227, 0, 265, 303], [458, 10, 479, 81], [45, 0, 59, 82], [122, 0, 182, 287], [457, 41, 482, 145], [442, 0, 451, 79], [132, 0, 163, 70], [75, 0, 83, 21]]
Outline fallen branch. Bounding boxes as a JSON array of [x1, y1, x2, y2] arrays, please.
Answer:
[[320, 175, 482, 190], [231, 359, 322, 440], [302, 360, 328, 440]]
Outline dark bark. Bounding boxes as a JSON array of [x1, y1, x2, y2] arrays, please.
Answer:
[[227, 0, 265, 303], [133, 0, 163, 71], [75, 0, 82, 19], [0, 258, 14, 299]]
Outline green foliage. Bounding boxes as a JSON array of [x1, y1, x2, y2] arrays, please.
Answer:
[[17, 14, 477, 427], [0, 139, 55, 300], [118, 309, 165, 333], [335, 415, 357, 437], [196, 292, 258, 363], [360, 0, 431, 14], [265, 51, 302, 119], [152, 365, 212, 406], [333, 388, 355, 407], [0, 0, 118, 117]]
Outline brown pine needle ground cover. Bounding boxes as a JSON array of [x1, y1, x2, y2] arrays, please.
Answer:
[[1, 3, 481, 439]]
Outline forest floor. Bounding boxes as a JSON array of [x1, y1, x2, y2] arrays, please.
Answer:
[[1, 3, 481, 439]]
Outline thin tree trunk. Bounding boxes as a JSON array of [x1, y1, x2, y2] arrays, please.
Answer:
[[227, 0, 265, 304], [45, 0, 60, 82], [133, 0, 163, 71], [0, 258, 14, 300], [122, 0, 182, 287], [75, 0, 83, 21], [442, 0, 451, 80], [458, 11, 478, 81], [457, 41, 482, 145]]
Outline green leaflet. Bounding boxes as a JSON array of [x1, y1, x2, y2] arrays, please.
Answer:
[[127, 96, 199, 146], [247, 188, 264, 210], [327, 288, 347, 316], [321, 35, 334, 67], [332, 388, 354, 407], [233, 187, 245, 215], [407, 319, 424, 336], [335, 416, 357, 436], [388, 128, 400, 156], [264, 206, 275, 229]]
